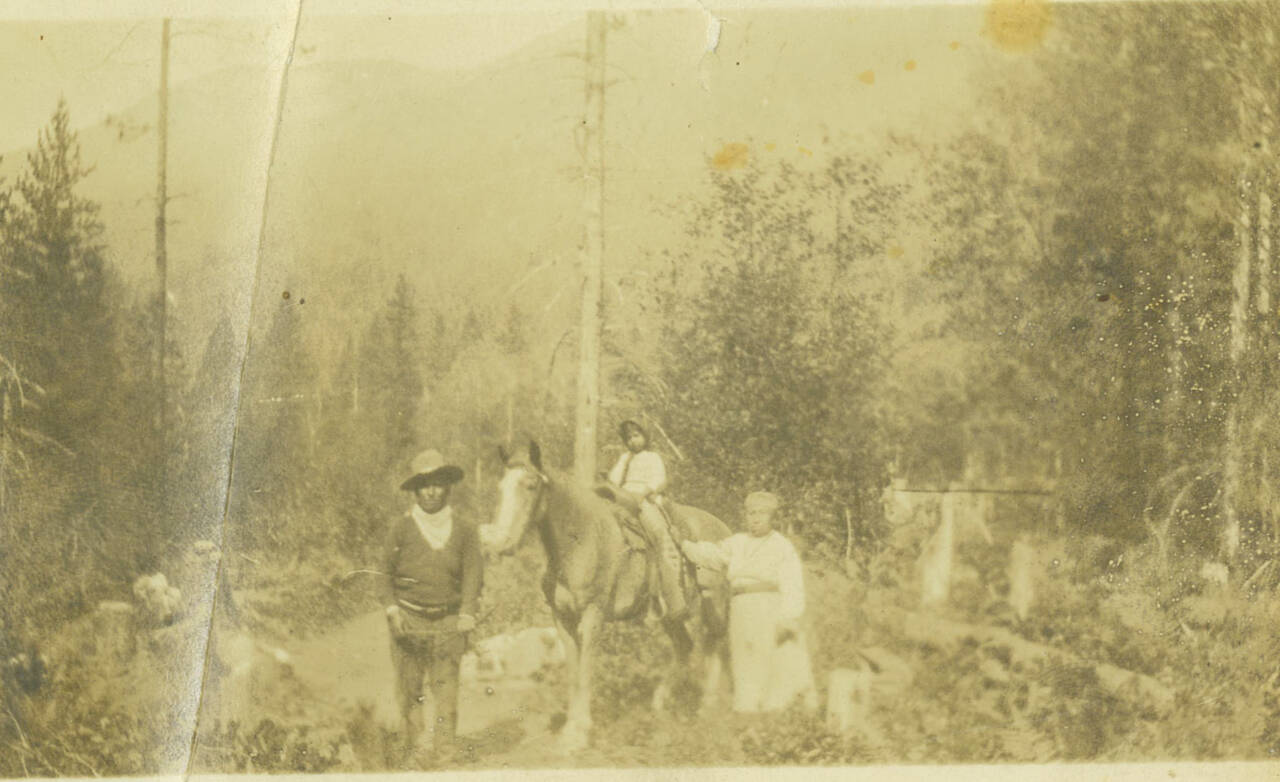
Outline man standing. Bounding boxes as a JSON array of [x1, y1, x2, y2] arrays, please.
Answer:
[[382, 449, 482, 766], [682, 491, 817, 713], [607, 419, 688, 620]]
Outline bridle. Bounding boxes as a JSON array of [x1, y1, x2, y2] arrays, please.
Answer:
[[505, 460, 550, 538]]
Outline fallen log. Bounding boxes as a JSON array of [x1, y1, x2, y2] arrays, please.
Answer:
[[900, 611, 1174, 715]]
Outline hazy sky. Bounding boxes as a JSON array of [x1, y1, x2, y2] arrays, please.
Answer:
[[0, 0, 1031, 153], [0, 1, 1021, 352], [0, 11, 578, 152]]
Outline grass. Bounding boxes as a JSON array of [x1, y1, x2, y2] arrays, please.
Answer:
[[5, 525, 1279, 774]]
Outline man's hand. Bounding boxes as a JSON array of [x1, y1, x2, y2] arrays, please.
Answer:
[[456, 614, 476, 633], [386, 605, 406, 638], [775, 618, 798, 645]]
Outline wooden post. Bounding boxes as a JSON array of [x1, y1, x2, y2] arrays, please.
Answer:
[[920, 490, 954, 609], [826, 665, 871, 734], [1008, 537, 1034, 622], [573, 11, 607, 486]]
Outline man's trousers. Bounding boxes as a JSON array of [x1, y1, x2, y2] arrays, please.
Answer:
[[389, 611, 467, 762]]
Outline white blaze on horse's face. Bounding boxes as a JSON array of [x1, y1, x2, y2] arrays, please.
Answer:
[[492, 464, 540, 555]]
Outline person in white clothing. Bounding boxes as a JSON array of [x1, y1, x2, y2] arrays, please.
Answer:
[[607, 419, 688, 620], [682, 491, 817, 713]]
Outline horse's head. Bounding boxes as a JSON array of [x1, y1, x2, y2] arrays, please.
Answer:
[[483, 439, 548, 556]]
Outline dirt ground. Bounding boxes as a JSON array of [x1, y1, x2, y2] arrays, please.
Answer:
[[195, 607, 593, 771], [182, 545, 1280, 771]]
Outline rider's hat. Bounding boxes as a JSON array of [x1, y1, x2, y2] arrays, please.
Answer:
[[400, 449, 464, 491], [618, 419, 648, 441]]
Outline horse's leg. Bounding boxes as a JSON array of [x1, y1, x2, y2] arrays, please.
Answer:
[[552, 608, 580, 741], [560, 602, 602, 753], [700, 632, 728, 715], [699, 588, 731, 715], [653, 616, 695, 713]]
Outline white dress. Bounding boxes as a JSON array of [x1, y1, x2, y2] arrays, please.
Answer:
[[685, 530, 818, 713]]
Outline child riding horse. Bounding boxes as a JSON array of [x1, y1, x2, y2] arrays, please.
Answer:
[[483, 441, 731, 753]]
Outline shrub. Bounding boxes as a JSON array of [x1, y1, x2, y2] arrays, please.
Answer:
[[739, 705, 872, 765], [196, 719, 348, 773]]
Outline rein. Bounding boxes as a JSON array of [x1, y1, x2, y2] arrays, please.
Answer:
[[528, 469, 550, 532]]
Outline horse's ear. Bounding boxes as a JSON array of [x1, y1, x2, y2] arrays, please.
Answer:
[[529, 440, 542, 471], [498, 445, 509, 466]]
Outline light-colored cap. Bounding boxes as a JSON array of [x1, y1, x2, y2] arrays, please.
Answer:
[[744, 491, 780, 512]]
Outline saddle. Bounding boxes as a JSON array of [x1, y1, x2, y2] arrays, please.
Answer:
[[594, 484, 650, 550], [594, 483, 639, 514], [594, 484, 697, 562]]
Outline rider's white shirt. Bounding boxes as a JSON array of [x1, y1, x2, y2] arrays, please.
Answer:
[[608, 449, 667, 496]]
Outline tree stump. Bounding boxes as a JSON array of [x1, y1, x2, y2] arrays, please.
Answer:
[[133, 573, 182, 626], [825, 665, 872, 734], [857, 646, 915, 696]]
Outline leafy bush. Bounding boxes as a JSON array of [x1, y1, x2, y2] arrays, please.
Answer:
[[1, 662, 179, 776], [739, 705, 872, 765], [196, 719, 347, 773], [637, 159, 896, 554]]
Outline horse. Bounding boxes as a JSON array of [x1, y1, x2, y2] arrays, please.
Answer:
[[481, 440, 732, 753]]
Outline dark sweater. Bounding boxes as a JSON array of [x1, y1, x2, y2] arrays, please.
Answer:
[[380, 510, 483, 616]]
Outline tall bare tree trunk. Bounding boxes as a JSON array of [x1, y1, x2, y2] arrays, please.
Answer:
[[155, 16, 168, 422], [1257, 182, 1276, 544], [1223, 170, 1253, 561], [573, 12, 607, 486], [505, 384, 515, 443], [1258, 188, 1272, 322], [0, 381, 9, 520], [351, 360, 359, 414], [155, 18, 171, 485], [1164, 273, 1185, 464]]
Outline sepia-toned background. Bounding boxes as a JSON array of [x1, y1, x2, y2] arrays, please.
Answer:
[[1, 0, 1279, 775]]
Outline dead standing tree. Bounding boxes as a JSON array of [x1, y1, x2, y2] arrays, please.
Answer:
[[155, 17, 170, 448], [573, 11, 608, 486], [1221, 6, 1279, 564]]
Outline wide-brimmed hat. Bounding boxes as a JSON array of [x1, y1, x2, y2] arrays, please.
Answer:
[[618, 419, 648, 440], [400, 449, 464, 491]]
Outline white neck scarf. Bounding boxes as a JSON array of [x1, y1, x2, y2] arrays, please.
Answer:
[[410, 504, 453, 551]]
